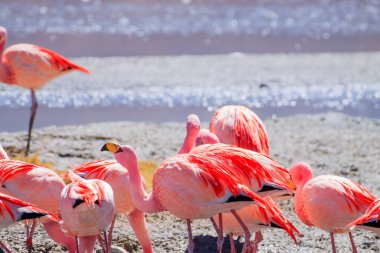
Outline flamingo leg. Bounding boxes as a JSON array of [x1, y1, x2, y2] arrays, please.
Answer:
[[103, 231, 109, 253], [229, 233, 236, 253], [186, 219, 195, 253], [0, 240, 12, 253], [330, 233, 336, 253], [97, 235, 107, 253], [26, 89, 38, 156], [348, 232, 358, 253], [231, 209, 251, 253], [107, 215, 116, 249], [210, 214, 224, 253], [251, 231, 263, 253], [26, 220, 37, 253]]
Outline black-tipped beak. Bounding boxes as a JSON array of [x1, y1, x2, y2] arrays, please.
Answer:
[[101, 143, 123, 154]]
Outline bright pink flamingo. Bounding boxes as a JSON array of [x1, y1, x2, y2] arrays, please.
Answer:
[[101, 142, 297, 253], [0, 27, 90, 155], [290, 162, 376, 253], [209, 105, 269, 154], [0, 147, 77, 252], [60, 171, 115, 253], [348, 198, 380, 235], [71, 160, 153, 253], [0, 192, 60, 253]]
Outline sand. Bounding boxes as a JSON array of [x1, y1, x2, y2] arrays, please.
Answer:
[[0, 112, 380, 252]]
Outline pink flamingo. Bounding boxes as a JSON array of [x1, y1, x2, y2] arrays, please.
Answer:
[[0, 192, 60, 253], [348, 198, 380, 235], [0, 27, 90, 155], [290, 162, 376, 253], [209, 105, 269, 154], [0, 147, 77, 252], [101, 142, 297, 253], [71, 160, 153, 253], [60, 170, 115, 253]]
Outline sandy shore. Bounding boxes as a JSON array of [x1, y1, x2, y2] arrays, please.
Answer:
[[0, 112, 380, 252]]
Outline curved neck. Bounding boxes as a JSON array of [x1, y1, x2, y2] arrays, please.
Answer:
[[117, 153, 164, 213], [0, 38, 11, 84], [178, 129, 198, 154]]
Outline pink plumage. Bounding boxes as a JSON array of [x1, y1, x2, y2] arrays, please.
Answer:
[[210, 105, 269, 154], [348, 199, 380, 235]]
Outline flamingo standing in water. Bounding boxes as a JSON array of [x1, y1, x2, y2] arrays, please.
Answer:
[[71, 160, 153, 253], [60, 171, 115, 253], [0, 192, 60, 253], [348, 198, 380, 235], [209, 105, 269, 154], [290, 162, 376, 253], [0, 146, 77, 252], [0, 27, 90, 155], [101, 142, 298, 253]]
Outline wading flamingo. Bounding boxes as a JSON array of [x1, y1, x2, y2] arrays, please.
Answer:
[[60, 171, 115, 253], [101, 142, 297, 253], [0, 147, 77, 252], [209, 105, 269, 154], [290, 162, 376, 253], [0, 192, 60, 253], [71, 160, 153, 253], [348, 198, 380, 235], [0, 27, 90, 155]]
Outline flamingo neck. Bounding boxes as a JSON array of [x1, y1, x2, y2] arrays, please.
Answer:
[[178, 129, 198, 154], [0, 38, 12, 84], [116, 152, 163, 213], [0, 145, 9, 160], [78, 235, 97, 253]]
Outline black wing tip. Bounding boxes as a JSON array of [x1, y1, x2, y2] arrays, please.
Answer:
[[19, 211, 46, 221]]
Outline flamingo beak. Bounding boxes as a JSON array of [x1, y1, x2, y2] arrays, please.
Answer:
[[101, 143, 122, 154]]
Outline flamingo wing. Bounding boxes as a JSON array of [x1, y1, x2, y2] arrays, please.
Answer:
[[0, 160, 39, 184], [71, 160, 123, 180]]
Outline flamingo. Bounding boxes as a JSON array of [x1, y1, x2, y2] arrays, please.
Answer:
[[101, 142, 298, 253], [60, 170, 115, 253], [0, 148, 77, 252], [0, 192, 60, 253], [0, 27, 90, 155], [209, 105, 269, 154], [290, 162, 376, 253], [71, 160, 153, 253], [348, 198, 380, 235]]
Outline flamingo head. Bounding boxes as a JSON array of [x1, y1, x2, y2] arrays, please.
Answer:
[[186, 114, 200, 134], [195, 129, 219, 146], [0, 27, 6, 45], [289, 162, 313, 188], [101, 142, 137, 169]]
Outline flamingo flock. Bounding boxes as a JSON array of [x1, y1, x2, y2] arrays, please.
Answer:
[[0, 26, 378, 253]]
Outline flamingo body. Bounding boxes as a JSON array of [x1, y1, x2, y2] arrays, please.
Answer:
[[60, 171, 114, 237], [210, 105, 269, 154]]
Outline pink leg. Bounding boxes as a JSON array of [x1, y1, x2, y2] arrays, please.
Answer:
[[103, 231, 109, 253], [252, 231, 263, 253], [330, 233, 336, 253], [127, 209, 153, 253], [186, 219, 195, 253], [229, 233, 236, 253], [26, 220, 37, 253], [43, 220, 77, 253], [348, 232, 358, 253], [97, 235, 106, 253], [26, 89, 38, 156], [210, 214, 224, 253], [231, 210, 251, 253], [0, 240, 12, 253], [107, 215, 116, 248], [75, 236, 79, 253]]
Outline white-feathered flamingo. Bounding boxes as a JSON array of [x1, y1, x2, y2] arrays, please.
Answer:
[[0, 27, 89, 155], [0, 146, 77, 252], [60, 170, 115, 253], [0, 192, 60, 253], [290, 162, 376, 253], [101, 142, 298, 253]]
